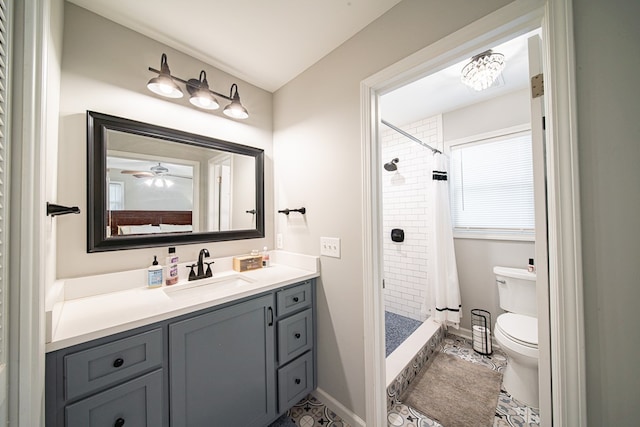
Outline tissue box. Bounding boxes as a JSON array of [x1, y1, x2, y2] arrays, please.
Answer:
[[233, 255, 263, 272]]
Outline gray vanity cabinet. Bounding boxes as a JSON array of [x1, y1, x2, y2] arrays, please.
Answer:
[[45, 328, 167, 427], [169, 294, 276, 427], [45, 279, 316, 427], [274, 281, 316, 413]]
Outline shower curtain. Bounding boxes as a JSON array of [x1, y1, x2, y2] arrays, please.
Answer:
[[423, 153, 462, 328]]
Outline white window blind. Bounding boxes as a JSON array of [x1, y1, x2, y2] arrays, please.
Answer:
[[109, 181, 124, 211], [449, 130, 534, 235]]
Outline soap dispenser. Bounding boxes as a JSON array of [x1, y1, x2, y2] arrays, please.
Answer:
[[147, 256, 163, 288]]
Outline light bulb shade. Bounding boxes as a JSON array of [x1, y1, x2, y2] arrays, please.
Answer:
[[223, 84, 249, 119], [461, 50, 505, 91], [147, 54, 183, 98], [190, 91, 220, 110], [223, 101, 249, 119], [187, 72, 220, 110], [148, 75, 183, 98]]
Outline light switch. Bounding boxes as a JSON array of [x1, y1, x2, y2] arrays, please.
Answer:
[[320, 237, 341, 258]]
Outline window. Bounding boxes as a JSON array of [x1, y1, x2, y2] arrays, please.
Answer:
[[449, 130, 534, 238], [109, 181, 125, 211]]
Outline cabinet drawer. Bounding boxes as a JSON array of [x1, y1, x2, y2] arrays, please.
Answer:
[[277, 308, 312, 365], [276, 282, 312, 317], [65, 328, 163, 400], [65, 369, 163, 427], [277, 352, 313, 413]]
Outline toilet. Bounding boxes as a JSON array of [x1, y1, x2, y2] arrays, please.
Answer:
[[493, 266, 539, 408]]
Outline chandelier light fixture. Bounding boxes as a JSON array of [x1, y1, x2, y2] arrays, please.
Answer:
[[147, 53, 249, 119], [460, 50, 506, 91]]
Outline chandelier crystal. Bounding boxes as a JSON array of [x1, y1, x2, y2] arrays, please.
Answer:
[[461, 50, 506, 91]]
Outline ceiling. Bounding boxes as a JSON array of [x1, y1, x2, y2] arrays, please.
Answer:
[[381, 30, 538, 126], [68, 0, 403, 92], [67, 1, 536, 125]]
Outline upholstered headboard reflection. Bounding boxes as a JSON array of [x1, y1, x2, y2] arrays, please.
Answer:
[[108, 210, 192, 237]]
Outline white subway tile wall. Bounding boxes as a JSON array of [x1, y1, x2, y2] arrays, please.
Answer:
[[382, 115, 442, 321]]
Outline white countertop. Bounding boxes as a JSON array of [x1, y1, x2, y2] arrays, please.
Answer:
[[46, 251, 319, 352]]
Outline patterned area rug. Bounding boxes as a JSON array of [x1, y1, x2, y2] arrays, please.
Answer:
[[401, 352, 502, 427]]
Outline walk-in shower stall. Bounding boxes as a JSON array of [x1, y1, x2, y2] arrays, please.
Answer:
[[381, 116, 442, 356]]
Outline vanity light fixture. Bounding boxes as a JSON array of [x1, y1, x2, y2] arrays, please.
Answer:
[[147, 53, 249, 119], [223, 84, 249, 119], [460, 50, 506, 91], [188, 71, 219, 110], [147, 54, 183, 98]]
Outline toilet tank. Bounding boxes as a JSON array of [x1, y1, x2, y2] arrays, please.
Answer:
[[494, 266, 537, 317]]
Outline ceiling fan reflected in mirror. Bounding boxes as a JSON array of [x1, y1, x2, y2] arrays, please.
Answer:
[[121, 162, 192, 188]]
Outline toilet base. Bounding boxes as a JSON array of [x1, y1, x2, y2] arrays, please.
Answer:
[[502, 362, 539, 408]]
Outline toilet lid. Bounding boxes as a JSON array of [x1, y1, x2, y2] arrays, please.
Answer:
[[496, 313, 538, 346]]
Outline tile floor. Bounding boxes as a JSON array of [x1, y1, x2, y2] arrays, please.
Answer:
[[387, 333, 540, 427], [288, 394, 350, 427], [283, 334, 540, 427]]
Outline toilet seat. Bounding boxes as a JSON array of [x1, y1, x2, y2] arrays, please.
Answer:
[[496, 313, 538, 348]]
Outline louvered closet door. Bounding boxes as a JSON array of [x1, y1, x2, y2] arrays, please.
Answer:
[[0, 0, 9, 422]]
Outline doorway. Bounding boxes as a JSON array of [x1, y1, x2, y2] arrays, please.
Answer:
[[360, 2, 584, 426], [378, 28, 547, 425]]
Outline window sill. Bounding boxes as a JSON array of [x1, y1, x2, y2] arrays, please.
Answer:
[[453, 231, 535, 242]]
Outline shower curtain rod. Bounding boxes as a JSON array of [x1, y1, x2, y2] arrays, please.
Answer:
[[381, 119, 442, 154]]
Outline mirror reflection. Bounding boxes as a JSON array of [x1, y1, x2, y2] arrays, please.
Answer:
[[87, 111, 264, 252]]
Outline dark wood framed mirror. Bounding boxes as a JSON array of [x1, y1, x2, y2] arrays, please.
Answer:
[[87, 111, 264, 252]]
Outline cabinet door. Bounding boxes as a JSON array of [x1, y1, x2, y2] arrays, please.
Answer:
[[169, 295, 275, 427], [65, 370, 163, 427]]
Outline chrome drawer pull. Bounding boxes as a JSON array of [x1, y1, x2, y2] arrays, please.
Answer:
[[112, 358, 124, 368]]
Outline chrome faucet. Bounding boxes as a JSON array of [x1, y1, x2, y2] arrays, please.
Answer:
[[187, 248, 214, 281]]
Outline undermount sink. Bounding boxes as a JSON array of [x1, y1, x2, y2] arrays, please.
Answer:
[[163, 275, 254, 300]]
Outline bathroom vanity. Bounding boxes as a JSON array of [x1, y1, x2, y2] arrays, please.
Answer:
[[45, 252, 318, 427]]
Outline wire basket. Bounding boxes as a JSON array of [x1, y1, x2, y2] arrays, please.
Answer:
[[471, 309, 493, 355]]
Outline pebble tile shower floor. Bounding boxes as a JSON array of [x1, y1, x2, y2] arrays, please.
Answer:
[[385, 311, 423, 356]]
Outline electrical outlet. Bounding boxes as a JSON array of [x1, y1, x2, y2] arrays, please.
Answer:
[[320, 237, 341, 258], [276, 233, 283, 249]]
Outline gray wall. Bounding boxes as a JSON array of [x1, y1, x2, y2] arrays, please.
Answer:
[[443, 88, 531, 141], [574, 0, 640, 424], [453, 239, 534, 329], [57, 3, 274, 279], [273, 0, 512, 419]]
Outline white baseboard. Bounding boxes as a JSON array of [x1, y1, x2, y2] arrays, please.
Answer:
[[312, 388, 366, 427], [450, 326, 472, 340]]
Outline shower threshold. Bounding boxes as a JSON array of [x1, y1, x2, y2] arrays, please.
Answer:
[[386, 318, 442, 389]]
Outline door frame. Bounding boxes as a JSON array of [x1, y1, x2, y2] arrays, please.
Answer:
[[360, 0, 585, 425]]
